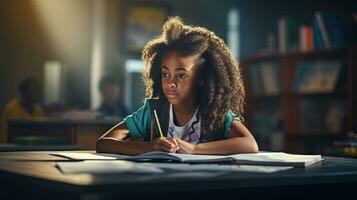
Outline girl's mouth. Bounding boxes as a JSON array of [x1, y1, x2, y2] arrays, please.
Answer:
[[166, 93, 179, 99]]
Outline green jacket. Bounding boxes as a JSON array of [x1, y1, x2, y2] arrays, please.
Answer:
[[124, 98, 242, 143]]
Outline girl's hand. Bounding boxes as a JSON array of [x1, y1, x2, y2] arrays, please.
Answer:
[[151, 137, 179, 153], [174, 137, 197, 154]]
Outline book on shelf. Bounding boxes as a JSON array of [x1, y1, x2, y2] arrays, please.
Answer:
[[333, 141, 357, 148], [278, 17, 299, 53], [325, 13, 347, 47], [325, 100, 347, 134], [248, 64, 264, 95], [313, 11, 348, 49], [279, 11, 349, 52], [278, 17, 287, 53], [326, 134, 357, 157], [312, 19, 325, 50], [300, 99, 327, 132], [251, 107, 282, 151], [291, 60, 342, 94], [299, 98, 346, 133], [324, 147, 357, 158], [299, 25, 313, 52], [342, 12, 357, 46], [315, 12, 332, 49], [248, 62, 282, 96], [260, 62, 282, 95]]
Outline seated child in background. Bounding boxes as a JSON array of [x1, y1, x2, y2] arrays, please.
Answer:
[[0, 77, 43, 142], [97, 75, 128, 119], [96, 16, 258, 155]]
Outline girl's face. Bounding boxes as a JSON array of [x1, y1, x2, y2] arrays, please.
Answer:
[[161, 51, 201, 106]]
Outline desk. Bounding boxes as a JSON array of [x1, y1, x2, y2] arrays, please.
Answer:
[[7, 119, 118, 149], [0, 143, 82, 152], [0, 151, 357, 200]]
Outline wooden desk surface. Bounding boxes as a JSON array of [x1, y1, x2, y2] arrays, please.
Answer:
[[7, 119, 119, 149], [1, 151, 357, 200], [8, 118, 120, 126]]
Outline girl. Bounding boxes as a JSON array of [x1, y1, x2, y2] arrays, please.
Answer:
[[96, 17, 258, 155]]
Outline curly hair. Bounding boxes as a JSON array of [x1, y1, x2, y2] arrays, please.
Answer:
[[142, 16, 245, 135]]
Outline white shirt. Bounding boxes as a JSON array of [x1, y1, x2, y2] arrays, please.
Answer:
[[167, 104, 201, 144]]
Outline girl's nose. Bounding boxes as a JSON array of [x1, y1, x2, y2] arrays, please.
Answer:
[[169, 82, 177, 88]]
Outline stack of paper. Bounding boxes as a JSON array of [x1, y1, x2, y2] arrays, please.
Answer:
[[52, 151, 322, 167], [56, 160, 293, 174]]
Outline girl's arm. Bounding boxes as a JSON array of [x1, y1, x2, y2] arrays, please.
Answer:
[[176, 121, 259, 155], [96, 122, 178, 155]]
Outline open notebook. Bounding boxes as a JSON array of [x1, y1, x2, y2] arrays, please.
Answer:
[[52, 151, 323, 167]]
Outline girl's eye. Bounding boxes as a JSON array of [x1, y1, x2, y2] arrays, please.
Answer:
[[162, 72, 169, 78], [178, 74, 188, 80]]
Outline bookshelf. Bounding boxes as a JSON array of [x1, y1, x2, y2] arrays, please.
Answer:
[[241, 47, 357, 154]]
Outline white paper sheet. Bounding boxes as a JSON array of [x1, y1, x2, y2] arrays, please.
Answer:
[[56, 160, 163, 174], [144, 163, 293, 173], [51, 152, 131, 160]]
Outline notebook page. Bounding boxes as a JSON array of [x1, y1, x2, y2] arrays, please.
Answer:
[[130, 151, 230, 162], [56, 160, 163, 174], [145, 163, 293, 173], [230, 152, 322, 163], [51, 152, 131, 160], [166, 153, 231, 162]]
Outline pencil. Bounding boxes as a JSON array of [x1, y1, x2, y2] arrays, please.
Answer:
[[153, 110, 164, 138]]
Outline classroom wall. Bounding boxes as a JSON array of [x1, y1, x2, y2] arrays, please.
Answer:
[[0, 0, 355, 112], [0, 0, 246, 113], [104, 0, 238, 62], [0, 0, 93, 112], [0, 0, 50, 112], [104, 0, 239, 110], [31, 0, 93, 108]]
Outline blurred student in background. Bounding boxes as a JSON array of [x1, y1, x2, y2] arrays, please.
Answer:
[[0, 77, 44, 143], [97, 76, 128, 119]]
